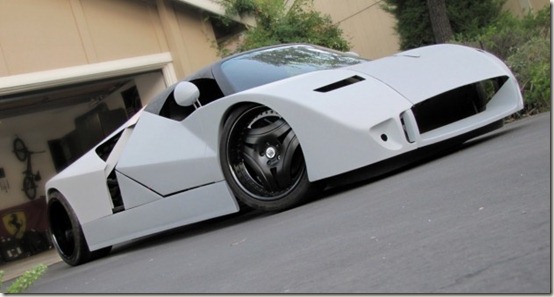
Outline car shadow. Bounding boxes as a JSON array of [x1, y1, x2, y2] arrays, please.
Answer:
[[316, 124, 519, 200], [109, 207, 272, 256]]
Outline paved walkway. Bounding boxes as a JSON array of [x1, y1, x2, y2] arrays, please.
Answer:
[[0, 249, 61, 281]]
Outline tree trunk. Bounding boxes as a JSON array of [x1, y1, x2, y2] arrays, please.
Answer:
[[426, 0, 454, 43]]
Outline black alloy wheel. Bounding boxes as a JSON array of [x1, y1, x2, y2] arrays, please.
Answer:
[[220, 104, 316, 211], [48, 191, 111, 266]]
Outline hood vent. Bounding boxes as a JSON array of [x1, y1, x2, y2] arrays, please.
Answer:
[[315, 75, 365, 93]]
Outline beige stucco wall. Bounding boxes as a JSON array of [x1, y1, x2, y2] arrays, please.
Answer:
[[504, 0, 550, 17], [0, 0, 89, 75], [0, 0, 219, 79], [174, 2, 220, 74], [78, 0, 167, 63], [156, 0, 219, 78], [313, 0, 400, 59]]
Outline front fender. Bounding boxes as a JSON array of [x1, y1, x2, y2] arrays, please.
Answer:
[[46, 150, 113, 224], [235, 71, 417, 181], [192, 69, 416, 182]]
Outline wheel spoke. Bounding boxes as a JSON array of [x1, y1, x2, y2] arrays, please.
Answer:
[[241, 121, 301, 191], [274, 131, 300, 188], [64, 229, 74, 242], [244, 119, 290, 146], [241, 146, 278, 191]]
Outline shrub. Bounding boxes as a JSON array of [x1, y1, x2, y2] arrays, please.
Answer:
[[0, 264, 47, 293], [217, 0, 350, 55], [454, 6, 551, 115], [381, 0, 505, 50], [507, 36, 551, 114]]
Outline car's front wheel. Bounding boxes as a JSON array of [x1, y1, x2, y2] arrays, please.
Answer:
[[220, 104, 316, 211], [48, 191, 111, 266]]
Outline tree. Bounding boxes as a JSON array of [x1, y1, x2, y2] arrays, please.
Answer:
[[217, 0, 350, 55], [382, 0, 505, 50], [426, 0, 453, 43]]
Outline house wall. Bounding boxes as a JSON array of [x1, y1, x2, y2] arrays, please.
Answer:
[[313, 0, 400, 59], [0, 0, 218, 79]]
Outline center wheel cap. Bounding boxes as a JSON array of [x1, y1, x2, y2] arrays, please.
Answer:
[[265, 147, 277, 159]]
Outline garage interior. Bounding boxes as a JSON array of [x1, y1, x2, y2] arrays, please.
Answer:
[[0, 70, 166, 263]]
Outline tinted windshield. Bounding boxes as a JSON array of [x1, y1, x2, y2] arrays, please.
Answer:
[[220, 45, 366, 93]]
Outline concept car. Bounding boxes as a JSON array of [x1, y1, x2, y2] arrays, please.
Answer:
[[46, 43, 523, 265]]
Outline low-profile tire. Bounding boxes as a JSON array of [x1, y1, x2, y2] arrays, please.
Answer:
[[220, 104, 317, 211], [47, 191, 111, 266]]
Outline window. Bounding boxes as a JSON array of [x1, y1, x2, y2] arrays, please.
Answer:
[[221, 45, 366, 93]]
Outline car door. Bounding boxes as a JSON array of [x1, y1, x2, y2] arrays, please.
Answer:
[[115, 111, 219, 208]]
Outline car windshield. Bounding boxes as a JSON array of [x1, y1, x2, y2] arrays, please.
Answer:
[[220, 45, 367, 93]]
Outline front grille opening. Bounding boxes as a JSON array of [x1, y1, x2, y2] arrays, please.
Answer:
[[412, 76, 507, 134]]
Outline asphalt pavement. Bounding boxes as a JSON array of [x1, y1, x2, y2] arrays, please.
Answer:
[[23, 112, 551, 293]]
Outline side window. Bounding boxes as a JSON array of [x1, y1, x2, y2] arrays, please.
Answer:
[[195, 79, 225, 105], [159, 79, 224, 121], [159, 92, 195, 121]]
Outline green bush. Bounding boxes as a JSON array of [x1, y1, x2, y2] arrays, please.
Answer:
[[0, 264, 47, 293], [459, 12, 526, 60], [222, 0, 258, 16], [381, 0, 505, 50], [217, 0, 350, 54], [507, 37, 551, 113], [454, 6, 551, 115]]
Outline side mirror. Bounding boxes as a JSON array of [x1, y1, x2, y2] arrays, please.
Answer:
[[174, 81, 200, 107]]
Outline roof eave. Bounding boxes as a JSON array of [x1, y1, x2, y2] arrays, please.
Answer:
[[173, 0, 255, 26]]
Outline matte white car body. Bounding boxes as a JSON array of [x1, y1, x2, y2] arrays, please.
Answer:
[[46, 43, 523, 253]]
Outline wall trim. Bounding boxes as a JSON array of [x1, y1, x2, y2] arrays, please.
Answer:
[[0, 53, 174, 96], [174, 0, 255, 26], [176, 0, 227, 17]]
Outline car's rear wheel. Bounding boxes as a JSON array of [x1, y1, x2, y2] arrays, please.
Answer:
[[48, 191, 111, 266], [220, 104, 316, 211]]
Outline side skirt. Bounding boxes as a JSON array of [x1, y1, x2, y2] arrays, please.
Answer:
[[82, 181, 239, 251]]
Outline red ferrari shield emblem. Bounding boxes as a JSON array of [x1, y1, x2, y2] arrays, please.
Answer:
[[3, 211, 26, 239]]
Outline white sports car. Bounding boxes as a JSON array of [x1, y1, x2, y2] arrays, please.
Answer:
[[46, 43, 523, 265]]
